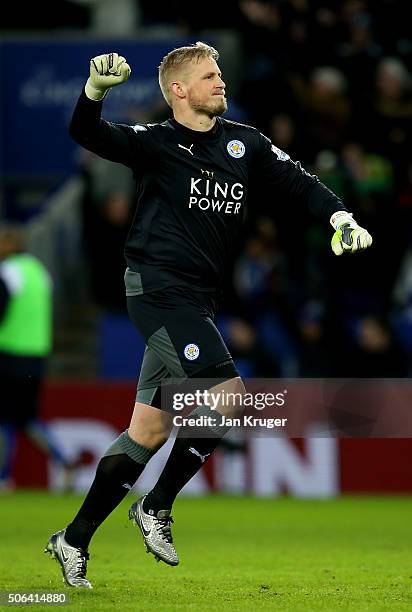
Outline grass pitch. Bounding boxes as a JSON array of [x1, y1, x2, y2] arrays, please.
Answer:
[[0, 492, 411, 611]]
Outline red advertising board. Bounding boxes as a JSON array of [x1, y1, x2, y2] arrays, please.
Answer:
[[11, 382, 412, 495]]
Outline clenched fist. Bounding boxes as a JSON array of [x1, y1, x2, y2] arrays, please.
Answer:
[[85, 52, 131, 101], [330, 212, 373, 256]]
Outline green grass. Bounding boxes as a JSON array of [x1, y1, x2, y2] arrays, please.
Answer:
[[0, 493, 411, 611]]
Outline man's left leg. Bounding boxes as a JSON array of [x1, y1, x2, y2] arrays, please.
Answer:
[[130, 375, 245, 564], [126, 288, 243, 565], [144, 375, 244, 513]]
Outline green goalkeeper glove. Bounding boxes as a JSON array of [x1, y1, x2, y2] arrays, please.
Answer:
[[85, 52, 131, 101], [330, 211, 373, 256]]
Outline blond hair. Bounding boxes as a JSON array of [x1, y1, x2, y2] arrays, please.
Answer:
[[158, 41, 219, 108]]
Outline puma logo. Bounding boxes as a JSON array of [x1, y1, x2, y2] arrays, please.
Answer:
[[178, 143, 194, 155], [188, 447, 210, 464]]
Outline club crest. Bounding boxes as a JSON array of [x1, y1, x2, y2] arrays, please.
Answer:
[[227, 140, 245, 158], [184, 343, 200, 360]]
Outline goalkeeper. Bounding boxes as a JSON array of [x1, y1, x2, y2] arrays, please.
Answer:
[[45, 45, 372, 588]]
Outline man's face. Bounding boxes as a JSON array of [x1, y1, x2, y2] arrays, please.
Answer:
[[183, 57, 227, 118]]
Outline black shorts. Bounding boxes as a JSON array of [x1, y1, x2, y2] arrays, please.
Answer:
[[127, 286, 239, 410]]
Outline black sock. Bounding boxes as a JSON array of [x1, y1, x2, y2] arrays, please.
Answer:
[[65, 453, 145, 550], [64, 431, 156, 550], [143, 407, 230, 514], [143, 437, 221, 515]]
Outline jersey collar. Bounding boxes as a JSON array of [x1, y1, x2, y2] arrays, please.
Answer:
[[169, 117, 222, 142]]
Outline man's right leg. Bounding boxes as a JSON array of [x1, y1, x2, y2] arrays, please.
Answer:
[[45, 401, 173, 588], [65, 402, 172, 549]]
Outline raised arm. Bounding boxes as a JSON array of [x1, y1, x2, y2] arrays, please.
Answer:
[[69, 52, 153, 167]]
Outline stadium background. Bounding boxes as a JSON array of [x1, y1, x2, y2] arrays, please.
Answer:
[[1, 0, 412, 496]]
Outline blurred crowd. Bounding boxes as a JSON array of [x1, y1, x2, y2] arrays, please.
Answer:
[[4, 0, 412, 378], [226, 0, 412, 378]]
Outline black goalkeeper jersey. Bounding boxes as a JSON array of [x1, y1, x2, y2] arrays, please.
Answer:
[[70, 89, 347, 294]]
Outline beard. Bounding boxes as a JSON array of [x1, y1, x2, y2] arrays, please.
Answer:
[[188, 91, 227, 118]]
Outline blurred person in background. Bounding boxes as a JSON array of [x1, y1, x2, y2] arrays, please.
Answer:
[[391, 235, 412, 374], [0, 227, 77, 490], [44, 42, 372, 589], [368, 57, 412, 181], [341, 141, 393, 198], [290, 65, 352, 159], [297, 299, 336, 377], [341, 139, 409, 300], [237, 0, 297, 126], [81, 156, 134, 313], [233, 216, 299, 376], [337, 3, 382, 97], [217, 316, 266, 377], [339, 313, 408, 378], [267, 113, 301, 160]]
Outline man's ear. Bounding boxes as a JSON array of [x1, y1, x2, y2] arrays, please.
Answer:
[[170, 80, 186, 100]]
